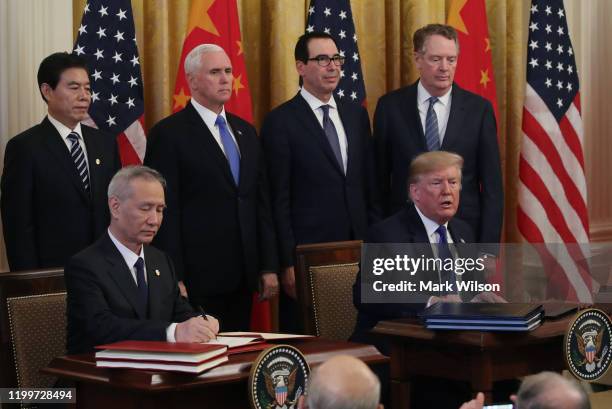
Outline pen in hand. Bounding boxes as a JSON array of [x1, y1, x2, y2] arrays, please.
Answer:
[[197, 305, 209, 321]]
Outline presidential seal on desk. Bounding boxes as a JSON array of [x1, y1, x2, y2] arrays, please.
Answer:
[[565, 308, 612, 381], [249, 345, 310, 409]]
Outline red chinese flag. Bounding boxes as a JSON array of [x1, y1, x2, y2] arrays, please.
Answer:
[[447, 0, 499, 124], [173, 0, 271, 331]]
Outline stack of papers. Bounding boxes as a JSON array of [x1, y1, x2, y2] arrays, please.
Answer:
[[95, 341, 228, 374], [419, 303, 543, 331], [209, 332, 314, 355]]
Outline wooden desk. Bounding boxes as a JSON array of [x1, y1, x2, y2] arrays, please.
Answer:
[[43, 338, 388, 409], [372, 317, 571, 408]]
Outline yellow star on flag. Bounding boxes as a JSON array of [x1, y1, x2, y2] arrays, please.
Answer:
[[173, 88, 191, 110], [484, 38, 491, 52], [480, 69, 491, 89], [236, 41, 243, 56], [447, 0, 469, 34], [186, 0, 219, 37], [233, 74, 245, 96]]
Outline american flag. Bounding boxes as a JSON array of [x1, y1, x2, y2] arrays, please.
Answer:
[[518, 0, 591, 301], [74, 0, 146, 165], [306, 0, 366, 105]]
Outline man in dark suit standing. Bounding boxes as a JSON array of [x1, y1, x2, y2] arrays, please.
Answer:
[[260, 32, 380, 331], [1, 52, 120, 272], [144, 44, 278, 331], [374, 24, 503, 243], [66, 166, 219, 354]]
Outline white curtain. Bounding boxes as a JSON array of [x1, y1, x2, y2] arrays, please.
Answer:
[[0, 0, 72, 271]]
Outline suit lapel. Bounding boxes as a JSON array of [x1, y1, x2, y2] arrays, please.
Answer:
[[183, 104, 237, 188], [290, 94, 345, 176], [441, 84, 466, 150], [144, 245, 165, 320], [41, 118, 90, 203], [337, 101, 356, 178], [403, 204, 435, 258], [101, 234, 147, 319], [405, 83, 428, 151]]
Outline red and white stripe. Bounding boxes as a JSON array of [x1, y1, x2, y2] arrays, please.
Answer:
[[518, 84, 592, 302]]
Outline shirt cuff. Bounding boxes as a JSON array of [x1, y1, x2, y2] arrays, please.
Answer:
[[166, 323, 177, 342]]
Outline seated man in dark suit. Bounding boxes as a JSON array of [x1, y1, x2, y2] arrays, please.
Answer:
[[353, 151, 503, 339], [353, 151, 504, 409], [65, 166, 219, 354]]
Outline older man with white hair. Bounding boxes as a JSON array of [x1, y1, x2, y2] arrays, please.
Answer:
[[145, 44, 278, 331]]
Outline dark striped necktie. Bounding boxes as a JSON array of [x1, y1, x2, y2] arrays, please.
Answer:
[[67, 132, 90, 192], [425, 96, 440, 151]]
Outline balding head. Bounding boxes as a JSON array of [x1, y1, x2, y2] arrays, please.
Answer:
[[301, 355, 382, 409], [516, 372, 589, 409]]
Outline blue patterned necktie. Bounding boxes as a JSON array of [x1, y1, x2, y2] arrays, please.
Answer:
[[215, 115, 240, 185], [425, 96, 440, 151], [134, 257, 148, 310], [436, 225, 456, 294], [67, 131, 90, 192], [320, 105, 344, 173]]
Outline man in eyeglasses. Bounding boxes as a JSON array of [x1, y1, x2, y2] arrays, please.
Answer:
[[261, 32, 381, 332]]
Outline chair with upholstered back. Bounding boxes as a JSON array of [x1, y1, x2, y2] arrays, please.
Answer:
[[0, 269, 66, 401], [294, 241, 362, 340]]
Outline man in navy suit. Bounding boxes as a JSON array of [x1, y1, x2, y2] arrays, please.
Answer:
[[1, 52, 120, 271], [261, 32, 381, 331], [145, 44, 278, 331], [353, 151, 504, 339], [373, 24, 503, 243], [65, 166, 219, 354]]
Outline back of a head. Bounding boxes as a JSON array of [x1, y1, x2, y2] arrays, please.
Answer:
[[516, 372, 590, 409], [305, 355, 380, 409]]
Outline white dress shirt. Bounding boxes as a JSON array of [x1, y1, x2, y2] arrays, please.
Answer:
[[107, 229, 178, 342], [300, 87, 348, 173], [190, 98, 240, 158], [417, 81, 452, 147], [47, 114, 90, 169]]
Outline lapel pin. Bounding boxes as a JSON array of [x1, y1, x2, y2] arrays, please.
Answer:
[[95, 158, 101, 165], [237, 130, 242, 135], [460, 238, 466, 244], [155, 269, 160, 276]]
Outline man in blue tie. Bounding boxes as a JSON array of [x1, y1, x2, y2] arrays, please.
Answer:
[[261, 32, 381, 332], [353, 151, 504, 338], [373, 24, 503, 245], [65, 166, 219, 354], [145, 44, 278, 331]]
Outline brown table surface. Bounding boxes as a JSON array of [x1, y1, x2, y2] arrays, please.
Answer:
[[372, 315, 572, 408], [43, 338, 387, 398]]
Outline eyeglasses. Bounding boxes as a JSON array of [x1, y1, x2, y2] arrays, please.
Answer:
[[307, 55, 345, 67]]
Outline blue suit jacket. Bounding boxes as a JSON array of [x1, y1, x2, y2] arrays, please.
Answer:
[[373, 81, 503, 243], [261, 93, 381, 267], [352, 204, 476, 338], [65, 232, 197, 354]]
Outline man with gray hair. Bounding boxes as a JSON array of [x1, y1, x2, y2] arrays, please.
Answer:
[[298, 355, 383, 409], [460, 371, 590, 409], [65, 166, 219, 354], [145, 44, 278, 330]]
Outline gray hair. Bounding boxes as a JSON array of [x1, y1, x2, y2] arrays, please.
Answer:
[[305, 363, 380, 409], [516, 372, 590, 409], [107, 165, 166, 201], [184, 43, 225, 75]]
